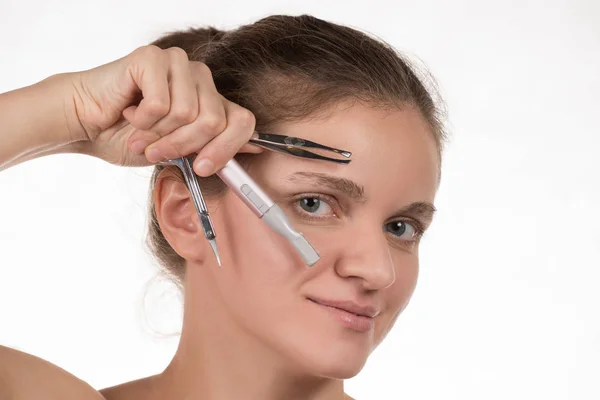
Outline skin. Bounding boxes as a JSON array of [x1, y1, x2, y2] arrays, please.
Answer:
[[98, 101, 440, 400]]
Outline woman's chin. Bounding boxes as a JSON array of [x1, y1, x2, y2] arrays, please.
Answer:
[[284, 337, 372, 380], [323, 363, 367, 380], [309, 352, 369, 379]]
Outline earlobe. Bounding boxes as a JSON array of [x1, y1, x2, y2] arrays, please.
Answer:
[[154, 170, 207, 262]]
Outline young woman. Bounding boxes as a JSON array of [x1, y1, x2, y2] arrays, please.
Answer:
[[0, 14, 445, 400]]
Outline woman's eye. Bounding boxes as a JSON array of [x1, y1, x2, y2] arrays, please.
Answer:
[[385, 220, 419, 240], [297, 197, 333, 216]]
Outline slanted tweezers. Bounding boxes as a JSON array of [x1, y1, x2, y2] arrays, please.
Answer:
[[249, 133, 352, 163]]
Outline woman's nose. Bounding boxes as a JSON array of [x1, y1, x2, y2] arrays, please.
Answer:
[[332, 226, 396, 291]]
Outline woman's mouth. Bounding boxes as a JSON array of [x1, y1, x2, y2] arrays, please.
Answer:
[[307, 298, 377, 333]]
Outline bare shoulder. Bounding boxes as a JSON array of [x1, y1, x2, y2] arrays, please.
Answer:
[[0, 345, 105, 400]]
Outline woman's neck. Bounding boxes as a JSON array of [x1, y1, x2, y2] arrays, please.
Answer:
[[153, 321, 347, 400], [159, 346, 344, 399]]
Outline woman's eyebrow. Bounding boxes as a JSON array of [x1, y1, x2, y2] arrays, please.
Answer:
[[286, 171, 436, 221], [392, 202, 437, 223], [286, 171, 366, 202]]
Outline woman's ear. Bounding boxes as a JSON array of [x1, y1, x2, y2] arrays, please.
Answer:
[[153, 169, 208, 263]]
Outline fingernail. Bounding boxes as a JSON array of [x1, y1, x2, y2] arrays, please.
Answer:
[[146, 147, 164, 163], [130, 140, 149, 154], [194, 158, 214, 176]]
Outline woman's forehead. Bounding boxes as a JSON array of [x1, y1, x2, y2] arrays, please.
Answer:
[[271, 102, 436, 159]]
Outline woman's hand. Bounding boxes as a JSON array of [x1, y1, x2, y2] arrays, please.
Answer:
[[70, 45, 261, 176]]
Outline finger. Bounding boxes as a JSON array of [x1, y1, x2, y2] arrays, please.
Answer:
[[143, 47, 199, 136], [126, 111, 261, 160], [143, 81, 227, 163], [188, 62, 227, 138], [126, 129, 161, 155], [126, 46, 171, 130], [122, 104, 137, 123], [193, 101, 256, 176]]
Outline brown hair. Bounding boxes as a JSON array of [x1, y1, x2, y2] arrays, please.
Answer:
[[145, 14, 447, 285]]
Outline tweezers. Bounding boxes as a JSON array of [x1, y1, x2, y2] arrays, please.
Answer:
[[159, 132, 352, 266], [249, 133, 352, 164], [159, 156, 221, 265]]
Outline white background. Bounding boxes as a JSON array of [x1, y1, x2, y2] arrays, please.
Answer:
[[1, 0, 599, 399]]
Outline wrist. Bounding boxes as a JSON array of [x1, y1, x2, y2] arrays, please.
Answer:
[[39, 72, 90, 144]]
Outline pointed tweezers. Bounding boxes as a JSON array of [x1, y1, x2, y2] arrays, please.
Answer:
[[158, 132, 352, 267], [158, 156, 221, 267]]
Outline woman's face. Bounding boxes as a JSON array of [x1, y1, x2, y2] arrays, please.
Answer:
[[191, 101, 439, 378]]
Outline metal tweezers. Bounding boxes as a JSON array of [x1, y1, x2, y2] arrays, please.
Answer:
[[248, 133, 352, 164], [159, 132, 352, 266]]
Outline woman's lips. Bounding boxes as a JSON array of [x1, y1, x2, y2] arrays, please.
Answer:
[[308, 298, 376, 333]]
